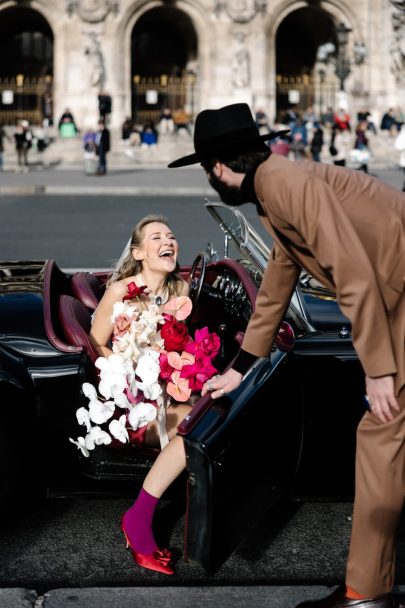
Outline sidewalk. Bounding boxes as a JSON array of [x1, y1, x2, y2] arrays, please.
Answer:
[[0, 166, 214, 196]]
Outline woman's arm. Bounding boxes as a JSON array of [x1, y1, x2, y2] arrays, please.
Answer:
[[89, 281, 127, 357]]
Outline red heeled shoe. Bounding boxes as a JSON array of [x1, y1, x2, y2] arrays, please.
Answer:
[[120, 517, 174, 575]]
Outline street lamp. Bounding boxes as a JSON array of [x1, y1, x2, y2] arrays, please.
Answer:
[[335, 22, 352, 91]]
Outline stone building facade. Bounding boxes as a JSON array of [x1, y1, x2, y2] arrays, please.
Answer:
[[0, 0, 403, 130]]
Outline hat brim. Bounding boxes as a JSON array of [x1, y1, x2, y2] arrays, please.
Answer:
[[168, 130, 290, 168]]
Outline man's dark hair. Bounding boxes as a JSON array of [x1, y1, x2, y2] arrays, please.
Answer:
[[203, 144, 271, 174]]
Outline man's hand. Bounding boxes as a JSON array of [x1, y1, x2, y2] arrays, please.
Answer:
[[365, 375, 400, 423], [202, 368, 243, 399]]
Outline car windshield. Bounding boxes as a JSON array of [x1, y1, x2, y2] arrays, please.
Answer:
[[205, 201, 270, 273], [205, 200, 317, 335]]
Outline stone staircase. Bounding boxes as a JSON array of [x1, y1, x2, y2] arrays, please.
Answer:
[[2, 128, 195, 170], [2, 125, 401, 171]]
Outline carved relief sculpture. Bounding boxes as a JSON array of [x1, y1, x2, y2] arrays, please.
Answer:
[[215, 0, 266, 23], [66, 0, 119, 23]]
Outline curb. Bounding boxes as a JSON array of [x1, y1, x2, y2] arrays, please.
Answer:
[[0, 186, 214, 196]]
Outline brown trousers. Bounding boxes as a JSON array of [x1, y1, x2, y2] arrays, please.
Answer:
[[346, 287, 405, 597], [346, 387, 405, 596]]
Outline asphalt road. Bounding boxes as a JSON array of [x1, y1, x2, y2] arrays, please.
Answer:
[[0, 194, 270, 269], [1, 168, 404, 605]]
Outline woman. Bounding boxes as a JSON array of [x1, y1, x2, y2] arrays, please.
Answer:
[[330, 124, 351, 167], [353, 120, 370, 173], [90, 215, 192, 576]]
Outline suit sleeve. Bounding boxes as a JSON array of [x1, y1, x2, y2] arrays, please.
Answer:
[[242, 242, 301, 357], [269, 170, 397, 378]]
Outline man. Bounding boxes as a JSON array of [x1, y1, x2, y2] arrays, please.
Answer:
[[168, 103, 405, 608], [95, 119, 110, 176]]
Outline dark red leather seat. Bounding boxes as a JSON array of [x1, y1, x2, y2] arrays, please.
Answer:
[[59, 295, 99, 363], [71, 272, 105, 311]]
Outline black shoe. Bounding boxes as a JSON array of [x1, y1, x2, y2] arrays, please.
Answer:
[[295, 586, 394, 608]]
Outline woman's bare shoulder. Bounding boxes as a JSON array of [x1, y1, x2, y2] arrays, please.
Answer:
[[102, 278, 133, 305]]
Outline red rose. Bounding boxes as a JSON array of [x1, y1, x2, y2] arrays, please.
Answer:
[[161, 317, 190, 352], [123, 282, 148, 301]]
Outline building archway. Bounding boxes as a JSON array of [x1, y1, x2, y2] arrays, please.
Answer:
[[0, 5, 54, 125], [131, 6, 198, 124], [275, 6, 336, 119]]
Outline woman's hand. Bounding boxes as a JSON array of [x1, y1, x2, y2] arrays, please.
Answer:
[[202, 368, 243, 399], [365, 375, 399, 424]]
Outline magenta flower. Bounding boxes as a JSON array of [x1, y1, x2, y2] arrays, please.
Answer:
[[180, 356, 218, 391]]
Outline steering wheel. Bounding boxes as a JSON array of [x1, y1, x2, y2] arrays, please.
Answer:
[[188, 252, 209, 311]]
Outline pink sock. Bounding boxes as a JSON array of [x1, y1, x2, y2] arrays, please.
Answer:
[[122, 487, 159, 555]]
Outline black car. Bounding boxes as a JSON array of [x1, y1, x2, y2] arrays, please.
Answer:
[[0, 201, 365, 573]]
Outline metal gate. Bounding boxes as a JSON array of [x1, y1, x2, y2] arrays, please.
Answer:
[[132, 73, 198, 124], [0, 75, 52, 125], [276, 72, 338, 118]]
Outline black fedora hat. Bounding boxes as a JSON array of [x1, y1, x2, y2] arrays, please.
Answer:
[[168, 103, 289, 168]]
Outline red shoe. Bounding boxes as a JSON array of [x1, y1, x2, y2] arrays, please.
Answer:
[[120, 517, 174, 575]]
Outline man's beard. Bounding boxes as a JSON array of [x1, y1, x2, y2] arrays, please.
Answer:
[[207, 171, 250, 206]]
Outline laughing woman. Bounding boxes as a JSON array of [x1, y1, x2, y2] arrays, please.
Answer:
[[88, 215, 193, 575]]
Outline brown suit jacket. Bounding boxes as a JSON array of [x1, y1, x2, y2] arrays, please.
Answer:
[[242, 154, 405, 392]]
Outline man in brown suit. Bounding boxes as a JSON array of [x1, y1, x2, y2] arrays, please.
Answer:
[[169, 104, 405, 608]]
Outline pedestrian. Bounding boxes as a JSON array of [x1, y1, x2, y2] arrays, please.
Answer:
[[98, 91, 112, 122], [14, 120, 32, 172], [351, 120, 371, 173], [309, 124, 324, 162], [0, 122, 11, 171], [168, 103, 405, 608], [394, 125, 405, 192], [330, 124, 351, 167], [95, 119, 110, 175]]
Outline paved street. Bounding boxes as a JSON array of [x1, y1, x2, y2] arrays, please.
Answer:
[[0, 164, 404, 607]]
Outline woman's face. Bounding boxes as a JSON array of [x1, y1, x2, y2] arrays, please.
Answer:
[[133, 222, 179, 275]]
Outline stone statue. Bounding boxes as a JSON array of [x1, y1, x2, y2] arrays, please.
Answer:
[[390, 9, 405, 86], [232, 33, 250, 88], [84, 32, 106, 90]]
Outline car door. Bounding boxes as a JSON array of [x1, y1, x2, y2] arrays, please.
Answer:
[[180, 202, 307, 572]]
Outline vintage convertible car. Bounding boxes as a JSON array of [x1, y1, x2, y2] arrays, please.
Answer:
[[0, 201, 365, 573]]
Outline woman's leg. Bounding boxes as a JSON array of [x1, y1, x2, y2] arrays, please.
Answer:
[[122, 404, 191, 555]]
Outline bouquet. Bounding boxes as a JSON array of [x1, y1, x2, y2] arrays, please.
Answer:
[[70, 287, 220, 457]]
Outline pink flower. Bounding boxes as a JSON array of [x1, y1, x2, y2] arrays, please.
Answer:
[[113, 313, 136, 338], [167, 350, 195, 370], [163, 296, 192, 321], [158, 352, 173, 380], [180, 356, 218, 391], [185, 327, 220, 359], [167, 371, 192, 402]]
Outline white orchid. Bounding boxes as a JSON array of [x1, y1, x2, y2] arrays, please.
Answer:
[[128, 402, 157, 430], [136, 349, 160, 384], [69, 436, 90, 458], [111, 386, 132, 409], [137, 380, 162, 402], [96, 354, 128, 399], [88, 399, 115, 424], [76, 407, 91, 432], [87, 425, 112, 446], [109, 415, 129, 443]]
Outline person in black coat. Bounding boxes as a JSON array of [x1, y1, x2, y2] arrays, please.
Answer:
[[95, 119, 110, 175]]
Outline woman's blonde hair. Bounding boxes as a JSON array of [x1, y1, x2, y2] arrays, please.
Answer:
[[107, 214, 183, 295]]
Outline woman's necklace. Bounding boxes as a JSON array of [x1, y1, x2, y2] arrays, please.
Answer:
[[138, 273, 169, 306]]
